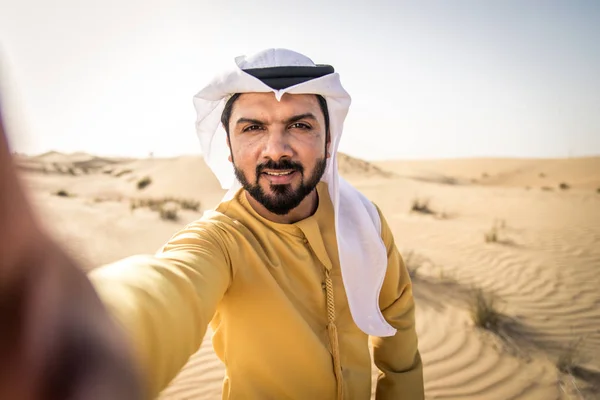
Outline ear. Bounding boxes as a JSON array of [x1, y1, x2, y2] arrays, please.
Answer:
[[326, 135, 331, 159], [226, 135, 232, 163]]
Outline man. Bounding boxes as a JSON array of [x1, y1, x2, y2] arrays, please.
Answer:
[[0, 104, 142, 399], [90, 48, 423, 399]]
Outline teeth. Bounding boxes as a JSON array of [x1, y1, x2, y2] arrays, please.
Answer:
[[265, 171, 292, 176]]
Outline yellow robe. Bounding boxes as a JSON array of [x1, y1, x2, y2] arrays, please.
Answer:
[[89, 182, 423, 399]]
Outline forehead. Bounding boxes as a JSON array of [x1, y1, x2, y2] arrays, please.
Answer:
[[231, 92, 321, 118]]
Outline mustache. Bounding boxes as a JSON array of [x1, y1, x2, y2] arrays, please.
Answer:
[[256, 159, 304, 175]]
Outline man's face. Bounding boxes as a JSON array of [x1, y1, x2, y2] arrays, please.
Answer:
[[227, 92, 329, 215]]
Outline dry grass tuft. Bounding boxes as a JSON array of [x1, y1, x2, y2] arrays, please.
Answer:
[[137, 176, 152, 190], [469, 289, 502, 332], [484, 219, 511, 244], [557, 338, 583, 375], [130, 197, 200, 212], [177, 198, 201, 211], [92, 195, 122, 204], [484, 220, 499, 242], [54, 189, 72, 197], [410, 197, 456, 220], [158, 203, 179, 221], [115, 169, 133, 177], [555, 337, 600, 400], [484, 227, 499, 243], [403, 250, 426, 279], [410, 197, 434, 214]]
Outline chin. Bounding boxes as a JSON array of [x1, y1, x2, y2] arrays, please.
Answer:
[[266, 185, 293, 197]]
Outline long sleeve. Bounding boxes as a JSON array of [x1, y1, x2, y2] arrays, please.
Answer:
[[88, 220, 233, 399], [371, 205, 424, 400]]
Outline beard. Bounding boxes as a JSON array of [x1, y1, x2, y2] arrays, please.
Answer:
[[234, 157, 327, 216]]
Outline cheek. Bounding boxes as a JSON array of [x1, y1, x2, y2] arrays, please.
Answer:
[[294, 137, 326, 161], [230, 141, 260, 172]]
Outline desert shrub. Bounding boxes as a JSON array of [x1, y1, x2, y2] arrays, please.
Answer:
[[484, 219, 516, 246], [558, 182, 570, 190], [137, 176, 152, 190], [130, 198, 161, 211], [541, 186, 553, 191], [402, 251, 422, 278], [556, 338, 583, 375], [158, 203, 179, 221], [410, 197, 434, 214], [115, 169, 133, 177], [484, 225, 498, 243], [131, 197, 200, 213], [539, 172, 546, 178], [54, 189, 71, 197], [178, 198, 200, 211], [470, 289, 501, 331], [484, 219, 508, 243]]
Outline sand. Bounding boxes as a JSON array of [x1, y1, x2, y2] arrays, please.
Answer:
[[16, 152, 600, 399]]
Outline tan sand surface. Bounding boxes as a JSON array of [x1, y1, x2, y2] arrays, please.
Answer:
[[376, 157, 600, 190], [16, 153, 600, 399]]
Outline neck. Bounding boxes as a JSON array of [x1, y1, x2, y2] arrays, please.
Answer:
[[245, 189, 319, 224]]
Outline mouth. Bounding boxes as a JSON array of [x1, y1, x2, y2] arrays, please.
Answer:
[[263, 170, 294, 176], [260, 170, 298, 184]]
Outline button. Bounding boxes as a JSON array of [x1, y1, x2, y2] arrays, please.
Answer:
[[303, 238, 309, 244]]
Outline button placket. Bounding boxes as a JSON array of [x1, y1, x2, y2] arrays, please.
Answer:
[[299, 226, 343, 399]]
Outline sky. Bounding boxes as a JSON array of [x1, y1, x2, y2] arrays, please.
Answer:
[[0, 0, 599, 160]]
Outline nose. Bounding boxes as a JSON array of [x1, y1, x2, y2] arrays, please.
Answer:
[[262, 127, 293, 161]]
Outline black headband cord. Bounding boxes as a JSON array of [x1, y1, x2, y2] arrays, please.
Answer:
[[242, 65, 335, 90]]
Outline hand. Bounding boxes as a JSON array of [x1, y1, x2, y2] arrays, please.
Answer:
[[0, 103, 143, 400]]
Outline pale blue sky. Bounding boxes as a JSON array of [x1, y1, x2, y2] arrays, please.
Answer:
[[1, 0, 599, 160]]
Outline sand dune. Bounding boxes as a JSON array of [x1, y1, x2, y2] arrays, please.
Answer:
[[18, 152, 600, 399], [17, 150, 127, 175], [337, 153, 396, 179], [376, 157, 600, 191]]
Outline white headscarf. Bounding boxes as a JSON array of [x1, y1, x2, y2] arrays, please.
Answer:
[[192, 48, 396, 337]]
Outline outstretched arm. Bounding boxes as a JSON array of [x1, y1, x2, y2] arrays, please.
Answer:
[[88, 219, 233, 398], [371, 205, 424, 400]]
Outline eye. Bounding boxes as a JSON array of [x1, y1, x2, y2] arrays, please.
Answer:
[[242, 125, 264, 133], [289, 122, 311, 130]]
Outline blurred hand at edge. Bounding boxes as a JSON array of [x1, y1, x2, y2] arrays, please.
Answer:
[[0, 102, 144, 400]]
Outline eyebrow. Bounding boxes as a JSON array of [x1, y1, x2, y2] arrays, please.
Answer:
[[235, 113, 318, 127], [235, 117, 265, 126], [286, 113, 318, 125]]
